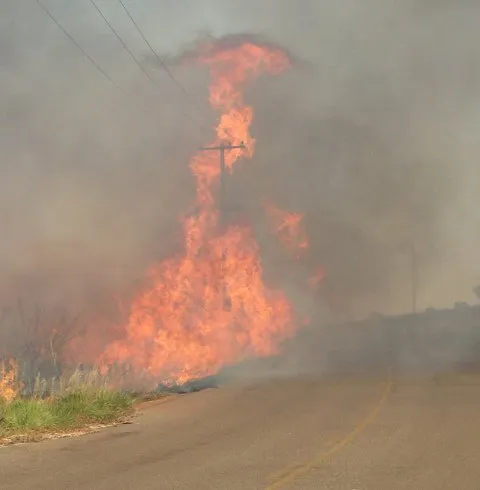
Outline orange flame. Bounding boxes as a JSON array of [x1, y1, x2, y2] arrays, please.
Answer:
[[101, 41, 301, 385], [264, 201, 310, 259], [309, 266, 327, 290], [0, 359, 20, 403]]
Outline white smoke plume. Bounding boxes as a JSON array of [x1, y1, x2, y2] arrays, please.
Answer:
[[2, 0, 480, 334]]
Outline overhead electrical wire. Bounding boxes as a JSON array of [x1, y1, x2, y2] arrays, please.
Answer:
[[116, 0, 193, 98], [36, 0, 211, 139], [88, 0, 158, 85], [36, 0, 121, 90], [116, 0, 210, 126]]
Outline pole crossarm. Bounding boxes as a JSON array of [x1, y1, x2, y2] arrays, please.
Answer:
[[200, 143, 246, 151]]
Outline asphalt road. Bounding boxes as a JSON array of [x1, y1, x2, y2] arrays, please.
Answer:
[[1, 370, 480, 489]]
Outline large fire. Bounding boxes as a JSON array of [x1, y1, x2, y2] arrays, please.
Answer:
[[100, 39, 313, 385]]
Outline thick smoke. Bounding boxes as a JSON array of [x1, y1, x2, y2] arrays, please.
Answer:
[[2, 0, 480, 353]]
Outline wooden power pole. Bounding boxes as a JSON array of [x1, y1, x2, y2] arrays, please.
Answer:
[[199, 141, 245, 311], [411, 242, 417, 314], [200, 141, 245, 223]]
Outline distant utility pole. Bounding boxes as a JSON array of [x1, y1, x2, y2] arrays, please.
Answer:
[[397, 241, 418, 314], [200, 141, 246, 224], [411, 242, 417, 314]]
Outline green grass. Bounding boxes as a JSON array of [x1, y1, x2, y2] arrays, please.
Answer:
[[0, 390, 134, 440]]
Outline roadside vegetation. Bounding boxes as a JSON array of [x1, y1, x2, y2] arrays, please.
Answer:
[[0, 301, 177, 443], [0, 389, 134, 440], [0, 361, 135, 442]]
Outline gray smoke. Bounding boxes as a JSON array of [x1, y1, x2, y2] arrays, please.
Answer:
[[2, 0, 480, 338]]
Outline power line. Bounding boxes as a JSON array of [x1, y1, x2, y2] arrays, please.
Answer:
[[89, 0, 208, 137], [36, 0, 120, 90], [116, 0, 208, 121], [116, 0, 190, 96], [88, 0, 157, 85], [36, 0, 159, 120], [36, 1, 171, 122]]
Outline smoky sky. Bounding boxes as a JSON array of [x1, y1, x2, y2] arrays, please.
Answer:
[[2, 0, 480, 322]]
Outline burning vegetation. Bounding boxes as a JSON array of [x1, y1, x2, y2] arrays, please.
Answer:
[[0, 35, 324, 403], [96, 38, 318, 387], [0, 360, 20, 403]]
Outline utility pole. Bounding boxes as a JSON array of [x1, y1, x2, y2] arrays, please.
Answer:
[[396, 241, 418, 315], [200, 141, 245, 224], [200, 141, 245, 311], [411, 242, 417, 314]]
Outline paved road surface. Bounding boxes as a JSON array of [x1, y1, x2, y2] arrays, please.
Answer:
[[1, 370, 480, 489]]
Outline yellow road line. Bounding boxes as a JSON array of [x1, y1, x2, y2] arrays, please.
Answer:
[[265, 375, 393, 490]]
